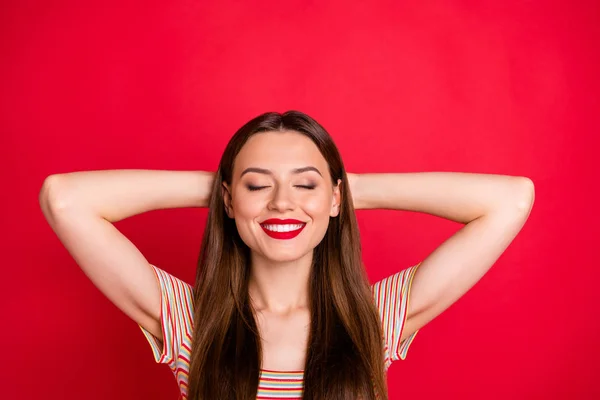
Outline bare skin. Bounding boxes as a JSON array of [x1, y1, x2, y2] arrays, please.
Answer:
[[39, 130, 534, 371]]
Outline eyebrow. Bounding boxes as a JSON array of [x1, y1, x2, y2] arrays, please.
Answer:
[[240, 166, 323, 177]]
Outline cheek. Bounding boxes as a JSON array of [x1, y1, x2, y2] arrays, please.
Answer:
[[231, 186, 268, 217], [304, 195, 333, 245], [301, 190, 333, 215], [303, 196, 331, 217], [233, 196, 264, 218], [232, 198, 262, 236], [230, 193, 266, 246]]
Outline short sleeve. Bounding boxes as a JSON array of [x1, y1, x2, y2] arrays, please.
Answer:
[[139, 264, 195, 367], [371, 263, 420, 369]]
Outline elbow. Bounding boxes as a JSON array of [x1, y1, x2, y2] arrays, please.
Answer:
[[513, 176, 535, 214], [39, 174, 74, 217]]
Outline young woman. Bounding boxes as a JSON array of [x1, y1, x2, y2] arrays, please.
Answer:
[[39, 111, 534, 400]]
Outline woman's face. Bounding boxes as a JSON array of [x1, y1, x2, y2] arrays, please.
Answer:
[[223, 130, 341, 263]]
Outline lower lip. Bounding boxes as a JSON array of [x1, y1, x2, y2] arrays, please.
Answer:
[[261, 224, 306, 240]]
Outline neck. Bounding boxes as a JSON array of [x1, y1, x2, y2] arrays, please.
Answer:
[[248, 251, 312, 315]]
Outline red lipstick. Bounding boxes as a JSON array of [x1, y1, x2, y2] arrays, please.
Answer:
[[260, 219, 306, 240]]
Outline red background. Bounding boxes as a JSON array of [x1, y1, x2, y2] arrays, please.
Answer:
[[2, 1, 598, 399]]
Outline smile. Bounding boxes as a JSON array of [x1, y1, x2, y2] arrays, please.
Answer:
[[260, 219, 307, 240]]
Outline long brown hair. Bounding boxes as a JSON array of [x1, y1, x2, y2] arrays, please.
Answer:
[[187, 111, 388, 400]]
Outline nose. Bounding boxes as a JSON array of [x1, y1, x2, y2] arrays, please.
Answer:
[[267, 184, 295, 212]]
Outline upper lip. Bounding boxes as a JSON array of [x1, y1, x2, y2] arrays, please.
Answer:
[[260, 218, 306, 225]]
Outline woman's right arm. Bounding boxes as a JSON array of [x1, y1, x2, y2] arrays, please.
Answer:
[[39, 169, 214, 341]]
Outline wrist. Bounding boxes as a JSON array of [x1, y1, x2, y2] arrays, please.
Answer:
[[193, 171, 216, 208], [346, 173, 363, 210]]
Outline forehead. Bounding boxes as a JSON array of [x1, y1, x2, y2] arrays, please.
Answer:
[[233, 130, 329, 177]]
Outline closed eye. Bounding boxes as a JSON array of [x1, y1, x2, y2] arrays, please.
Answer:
[[246, 184, 315, 191], [247, 185, 269, 191]]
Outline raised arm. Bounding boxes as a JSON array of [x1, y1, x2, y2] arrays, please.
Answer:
[[349, 172, 535, 341], [39, 169, 214, 341]]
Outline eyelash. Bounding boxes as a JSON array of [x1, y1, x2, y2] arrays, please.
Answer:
[[246, 185, 316, 191], [247, 185, 267, 191]]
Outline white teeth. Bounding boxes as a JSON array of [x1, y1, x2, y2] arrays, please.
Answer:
[[262, 224, 304, 232]]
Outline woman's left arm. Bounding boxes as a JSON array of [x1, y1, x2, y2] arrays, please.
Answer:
[[349, 172, 535, 341]]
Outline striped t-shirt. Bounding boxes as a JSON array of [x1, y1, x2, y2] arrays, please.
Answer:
[[139, 263, 420, 399]]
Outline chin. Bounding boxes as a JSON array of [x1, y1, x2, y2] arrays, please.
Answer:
[[258, 247, 313, 264], [266, 252, 307, 263]]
